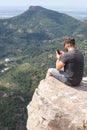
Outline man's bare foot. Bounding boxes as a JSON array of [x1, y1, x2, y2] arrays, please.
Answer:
[[46, 69, 51, 78]]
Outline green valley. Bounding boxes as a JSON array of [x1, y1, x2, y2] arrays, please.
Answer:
[[0, 6, 87, 130]]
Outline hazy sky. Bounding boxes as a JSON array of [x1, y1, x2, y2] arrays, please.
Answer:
[[0, 0, 87, 11]]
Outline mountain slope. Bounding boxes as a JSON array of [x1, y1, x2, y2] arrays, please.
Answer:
[[0, 6, 86, 36], [0, 6, 87, 58]]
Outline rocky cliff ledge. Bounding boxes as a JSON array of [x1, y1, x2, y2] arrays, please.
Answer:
[[26, 77, 87, 130]]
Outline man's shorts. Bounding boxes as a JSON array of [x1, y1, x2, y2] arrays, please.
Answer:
[[49, 68, 67, 83]]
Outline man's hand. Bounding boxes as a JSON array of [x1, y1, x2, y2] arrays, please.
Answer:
[[56, 51, 61, 60], [60, 51, 64, 55], [56, 51, 64, 60]]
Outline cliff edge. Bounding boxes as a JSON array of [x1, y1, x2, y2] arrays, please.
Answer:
[[26, 77, 87, 130]]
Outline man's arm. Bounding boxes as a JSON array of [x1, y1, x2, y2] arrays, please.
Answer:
[[56, 51, 65, 70], [56, 59, 65, 70]]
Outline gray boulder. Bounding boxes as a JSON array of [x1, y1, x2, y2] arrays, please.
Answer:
[[26, 77, 87, 130]]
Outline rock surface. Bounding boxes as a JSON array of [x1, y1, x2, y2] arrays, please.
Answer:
[[26, 77, 87, 130]]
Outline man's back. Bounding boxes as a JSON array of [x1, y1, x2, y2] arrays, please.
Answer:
[[61, 50, 84, 86]]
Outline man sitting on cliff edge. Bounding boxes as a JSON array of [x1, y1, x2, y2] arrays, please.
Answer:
[[46, 37, 84, 86]]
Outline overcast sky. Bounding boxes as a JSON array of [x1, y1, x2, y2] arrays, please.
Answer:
[[0, 0, 87, 11]]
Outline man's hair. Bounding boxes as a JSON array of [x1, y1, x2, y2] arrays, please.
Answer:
[[64, 37, 75, 45]]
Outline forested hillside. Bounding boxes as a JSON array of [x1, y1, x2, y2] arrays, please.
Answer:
[[0, 6, 87, 130]]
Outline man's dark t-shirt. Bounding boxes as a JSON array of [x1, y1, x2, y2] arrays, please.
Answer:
[[60, 50, 84, 86]]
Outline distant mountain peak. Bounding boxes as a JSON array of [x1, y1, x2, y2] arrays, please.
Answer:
[[28, 6, 43, 11]]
